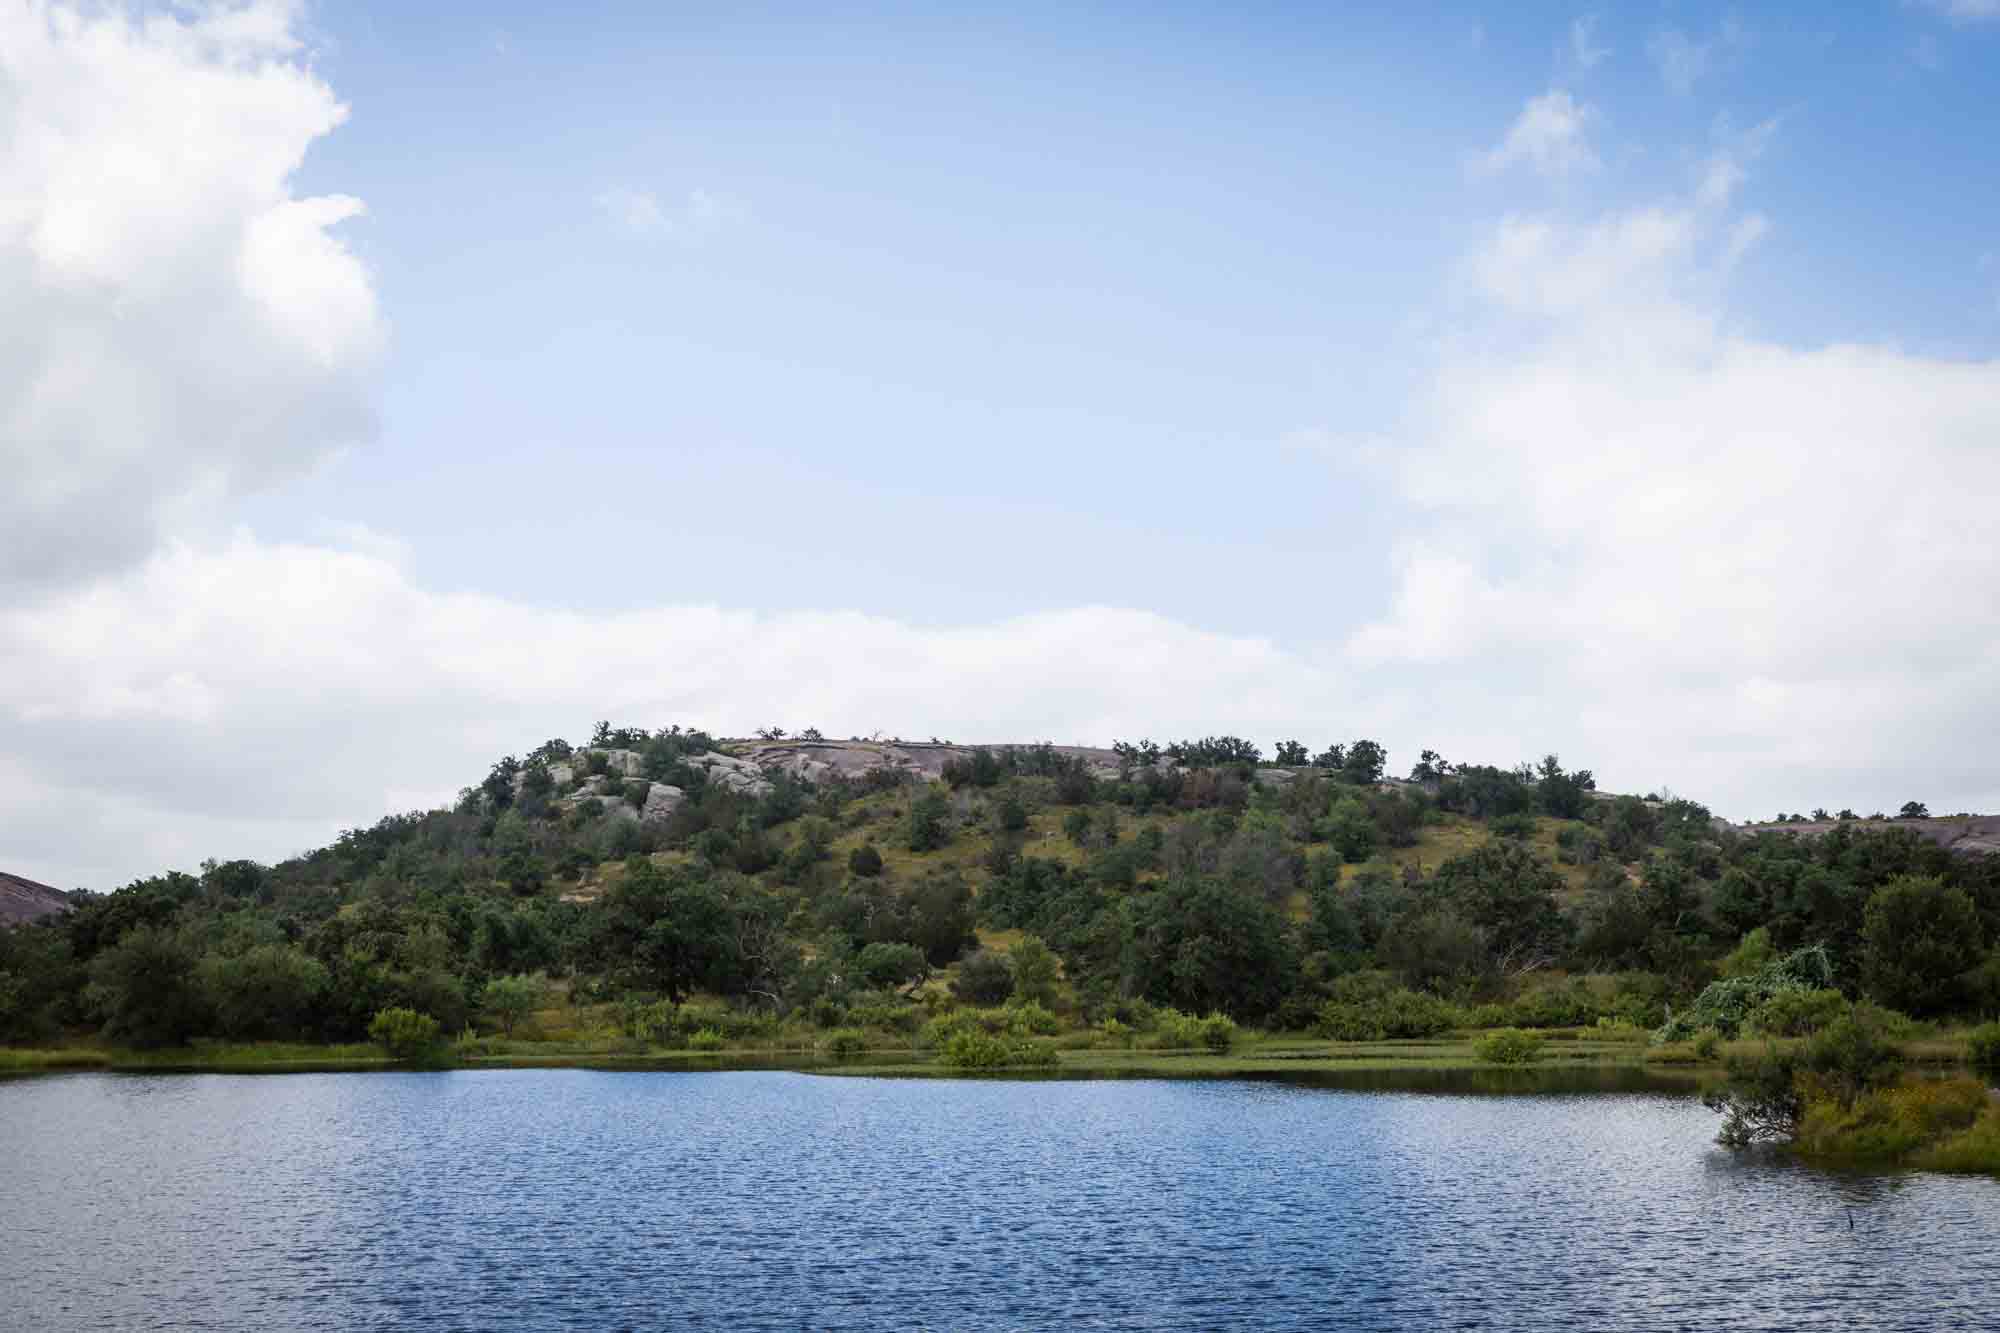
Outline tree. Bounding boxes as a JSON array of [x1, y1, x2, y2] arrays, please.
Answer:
[[1342, 740, 1387, 785], [854, 941, 928, 992], [1009, 935, 1061, 1007], [953, 950, 1015, 1005], [1899, 801, 1930, 820], [89, 926, 208, 1048], [480, 973, 548, 1036], [905, 870, 978, 966], [1273, 740, 1309, 766], [1422, 842, 1572, 968], [1408, 749, 1450, 782], [848, 843, 884, 878], [198, 944, 328, 1040], [1861, 875, 1983, 1016], [1534, 755, 1596, 819], [907, 790, 951, 852]]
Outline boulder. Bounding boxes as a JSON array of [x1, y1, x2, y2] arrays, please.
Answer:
[[642, 783, 687, 823]]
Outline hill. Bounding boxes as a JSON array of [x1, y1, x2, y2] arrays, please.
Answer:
[[3, 725, 1996, 1053], [0, 872, 69, 927]]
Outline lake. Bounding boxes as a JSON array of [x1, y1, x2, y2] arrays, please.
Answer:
[[3, 1070, 1995, 1330]]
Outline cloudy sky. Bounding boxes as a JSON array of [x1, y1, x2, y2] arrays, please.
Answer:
[[5, 0, 1999, 890]]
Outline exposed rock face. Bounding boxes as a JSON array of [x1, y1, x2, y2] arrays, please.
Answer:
[[1730, 813, 2000, 857], [595, 749, 645, 778], [689, 752, 776, 797], [641, 784, 687, 822], [1, 871, 70, 926]]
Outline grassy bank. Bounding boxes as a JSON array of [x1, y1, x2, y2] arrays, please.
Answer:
[[9, 1025, 1988, 1083]]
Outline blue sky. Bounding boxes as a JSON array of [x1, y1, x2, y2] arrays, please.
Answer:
[[4, 1, 2000, 887], [253, 2, 2000, 628]]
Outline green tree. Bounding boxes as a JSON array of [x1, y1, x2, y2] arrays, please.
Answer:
[[854, 941, 929, 992], [905, 870, 978, 966], [1861, 875, 1984, 1016], [89, 926, 208, 1048], [479, 973, 548, 1036], [907, 790, 952, 852], [1009, 934, 1061, 1008], [198, 944, 329, 1040], [952, 949, 1016, 1005], [848, 843, 884, 877], [1342, 740, 1387, 785]]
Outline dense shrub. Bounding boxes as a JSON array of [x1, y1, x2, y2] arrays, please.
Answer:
[[1317, 989, 1457, 1041], [1746, 988, 1849, 1037], [1968, 1022, 2000, 1076], [938, 1029, 1059, 1070], [368, 1007, 441, 1061], [1657, 945, 1835, 1041], [820, 1028, 867, 1057], [1474, 1029, 1545, 1065]]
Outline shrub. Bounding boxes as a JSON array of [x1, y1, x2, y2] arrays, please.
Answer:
[[1967, 1022, 2000, 1076], [687, 1028, 725, 1052], [1199, 1013, 1238, 1053], [619, 997, 676, 1042], [939, 1029, 1059, 1070], [368, 1007, 442, 1061], [1693, 1030, 1721, 1061], [848, 844, 884, 877], [1474, 1029, 1545, 1065], [1656, 945, 1835, 1041], [1317, 988, 1457, 1041], [1005, 1001, 1060, 1036], [821, 1028, 867, 1057], [1099, 1017, 1132, 1047], [1747, 988, 1849, 1038]]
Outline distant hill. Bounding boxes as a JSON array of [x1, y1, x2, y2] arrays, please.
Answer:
[[0, 871, 70, 927]]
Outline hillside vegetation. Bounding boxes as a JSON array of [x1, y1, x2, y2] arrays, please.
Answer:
[[5, 727, 1999, 1098]]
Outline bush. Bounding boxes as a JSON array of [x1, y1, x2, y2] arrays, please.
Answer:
[[1657, 945, 1834, 1042], [1317, 988, 1457, 1041], [1005, 1001, 1061, 1036], [1474, 1029, 1545, 1065], [1693, 1029, 1721, 1061], [939, 1029, 1059, 1070], [821, 1028, 867, 1057], [687, 1028, 725, 1052], [1747, 988, 1849, 1038], [848, 844, 884, 878], [1199, 1013, 1238, 1053], [1967, 1022, 2000, 1076], [368, 1007, 442, 1061]]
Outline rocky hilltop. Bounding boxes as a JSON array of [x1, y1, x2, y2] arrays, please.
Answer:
[[527, 737, 1995, 857], [1, 871, 70, 927], [1732, 813, 2000, 857]]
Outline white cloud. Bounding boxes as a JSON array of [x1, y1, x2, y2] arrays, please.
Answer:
[[0, 0, 383, 594], [1647, 17, 1749, 95], [1570, 15, 1611, 69], [0, 535, 1354, 887], [594, 186, 737, 240], [1477, 91, 1599, 179], [1355, 163, 2000, 826]]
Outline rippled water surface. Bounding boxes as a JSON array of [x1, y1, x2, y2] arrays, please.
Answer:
[[4, 1070, 1996, 1330]]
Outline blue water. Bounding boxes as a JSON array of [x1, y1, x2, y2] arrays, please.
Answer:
[[3, 1071, 1995, 1330]]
